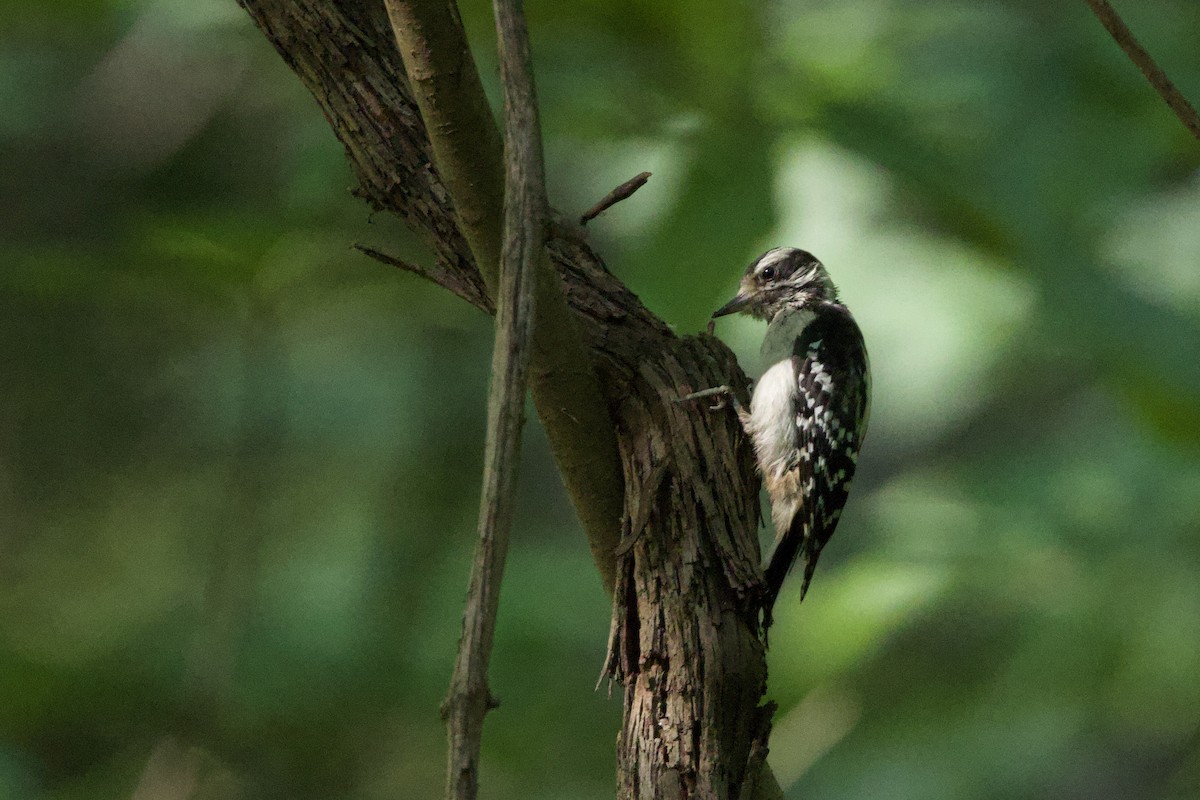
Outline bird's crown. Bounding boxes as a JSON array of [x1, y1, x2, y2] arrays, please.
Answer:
[[713, 247, 839, 321]]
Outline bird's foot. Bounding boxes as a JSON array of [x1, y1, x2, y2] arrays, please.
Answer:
[[676, 384, 737, 411]]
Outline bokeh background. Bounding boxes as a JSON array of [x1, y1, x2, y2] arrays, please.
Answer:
[[3, 0, 1199, 797]]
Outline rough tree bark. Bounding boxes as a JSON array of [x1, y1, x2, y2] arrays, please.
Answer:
[[237, 1, 782, 797]]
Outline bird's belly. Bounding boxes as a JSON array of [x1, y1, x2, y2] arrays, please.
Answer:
[[748, 359, 796, 479]]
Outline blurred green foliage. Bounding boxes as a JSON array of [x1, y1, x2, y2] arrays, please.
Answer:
[[2, 0, 1199, 798]]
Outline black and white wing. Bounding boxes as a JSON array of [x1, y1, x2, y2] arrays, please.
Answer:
[[763, 304, 870, 616]]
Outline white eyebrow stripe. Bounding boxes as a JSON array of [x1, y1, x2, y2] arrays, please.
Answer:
[[755, 248, 792, 273]]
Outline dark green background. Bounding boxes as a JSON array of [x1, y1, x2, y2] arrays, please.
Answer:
[[3, 0, 1199, 797]]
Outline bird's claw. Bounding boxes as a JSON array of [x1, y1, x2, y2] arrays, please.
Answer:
[[675, 385, 738, 413]]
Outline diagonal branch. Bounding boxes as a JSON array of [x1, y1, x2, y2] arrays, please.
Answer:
[[1083, 0, 1200, 140], [383, 0, 625, 592], [440, 0, 548, 796]]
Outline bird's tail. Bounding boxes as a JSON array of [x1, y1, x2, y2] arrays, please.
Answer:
[[761, 515, 823, 630]]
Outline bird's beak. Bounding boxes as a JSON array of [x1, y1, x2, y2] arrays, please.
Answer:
[[712, 291, 752, 318]]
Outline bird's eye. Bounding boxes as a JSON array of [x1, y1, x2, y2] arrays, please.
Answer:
[[760, 267, 776, 281]]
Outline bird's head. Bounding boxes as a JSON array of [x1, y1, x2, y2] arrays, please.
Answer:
[[712, 247, 838, 322]]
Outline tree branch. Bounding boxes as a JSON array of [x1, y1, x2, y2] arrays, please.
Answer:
[[237, 2, 779, 795], [1083, 0, 1200, 140], [441, 0, 547, 796], [383, 0, 625, 591], [380, 0, 504, 282]]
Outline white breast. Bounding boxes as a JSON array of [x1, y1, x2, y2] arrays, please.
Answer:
[[747, 358, 797, 479], [745, 309, 813, 479]]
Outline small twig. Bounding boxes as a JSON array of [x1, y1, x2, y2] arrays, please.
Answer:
[[352, 243, 422, 273], [354, 244, 492, 312], [1083, 0, 1200, 141], [579, 171, 651, 225], [439, 0, 546, 797]]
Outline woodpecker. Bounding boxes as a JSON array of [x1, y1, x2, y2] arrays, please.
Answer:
[[711, 247, 870, 624]]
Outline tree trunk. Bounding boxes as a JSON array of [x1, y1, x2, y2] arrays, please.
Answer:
[[237, 1, 777, 796]]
